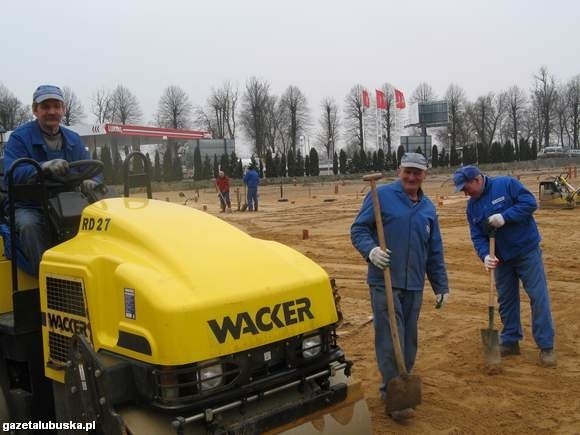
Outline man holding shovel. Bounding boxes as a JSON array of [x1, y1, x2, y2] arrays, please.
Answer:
[[216, 170, 232, 213], [454, 165, 556, 367], [351, 153, 450, 420]]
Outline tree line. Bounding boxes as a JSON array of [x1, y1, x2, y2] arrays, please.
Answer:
[[1, 65, 578, 177]]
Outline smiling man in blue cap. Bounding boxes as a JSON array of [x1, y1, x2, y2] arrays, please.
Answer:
[[3, 85, 101, 275], [454, 165, 556, 367], [351, 152, 449, 420]]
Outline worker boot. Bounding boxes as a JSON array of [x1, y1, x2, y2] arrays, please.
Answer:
[[388, 408, 415, 422], [500, 342, 520, 357], [539, 348, 557, 367]]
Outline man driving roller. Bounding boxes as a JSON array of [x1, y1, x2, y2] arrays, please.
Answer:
[[3, 84, 101, 275]]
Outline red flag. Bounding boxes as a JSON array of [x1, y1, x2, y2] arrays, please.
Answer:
[[362, 89, 370, 108], [395, 89, 406, 109], [376, 89, 386, 109]]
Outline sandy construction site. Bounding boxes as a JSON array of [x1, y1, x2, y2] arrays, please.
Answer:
[[158, 168, 580, 434]]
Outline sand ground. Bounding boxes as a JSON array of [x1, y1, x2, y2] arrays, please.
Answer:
[[157, 168, 580, 434]]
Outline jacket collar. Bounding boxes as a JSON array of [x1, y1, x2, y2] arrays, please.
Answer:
[[31, 121, 74, 151], [482, 175, 491, 195]]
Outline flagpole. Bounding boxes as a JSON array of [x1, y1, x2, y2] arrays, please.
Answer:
[[375, 102, 379, 153], [362, 106, 365, 153]]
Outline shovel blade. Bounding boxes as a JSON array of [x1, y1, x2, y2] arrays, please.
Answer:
[[385, 374, 422, 412], [481, 328, 501, 365]]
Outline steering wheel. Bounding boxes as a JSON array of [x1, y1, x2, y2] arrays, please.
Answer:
[[45, 160, 104, 190]]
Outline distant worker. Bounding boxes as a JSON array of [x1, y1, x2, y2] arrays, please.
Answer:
[[216, 170, 232, 213], [454, 165, 556, 367], [351, 153, 449, 421], [243, 164, 260, 212], [3, 85, 101, 275]]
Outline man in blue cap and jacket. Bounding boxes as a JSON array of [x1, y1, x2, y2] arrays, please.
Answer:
[[454, 165, 556, 367], [243, 164, 260, 211], [351, 152, 449, 420], [3, 84, 101, 275]]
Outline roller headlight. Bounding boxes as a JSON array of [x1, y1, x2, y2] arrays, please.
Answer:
[[199, 363, 223, 391], [302, 334, 322, 358]]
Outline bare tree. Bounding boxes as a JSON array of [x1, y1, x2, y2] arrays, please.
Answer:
[[505, 85, 528, 158], [344, 84, 367, 152], [518, 107, 532, 137], [91, 88, 114, 123], [240, 77, 271, 157], [445, 84, 467, 150], [377, 83, 397, 155], [196, 81, 238, 140], [278, 85, 310, 154], [317, 98, 340, 159], [155, 85, 193, 165], [110, 85, 142, 124], [0, 83, 32, 130], [61, 86, 84, 126], [156, 85, 193, 129], [532, 66, 558, 147], [466, 92, 507, 152], [554, 85, 572, 146], [566, 75, 580, 148], [263, 95, 284, 155], [411, 82, 436, 104]]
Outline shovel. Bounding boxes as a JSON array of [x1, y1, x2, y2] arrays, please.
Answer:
[[480, 230, 501, 366], [363, 173, 422, 413], [241, 184, 248, 211]]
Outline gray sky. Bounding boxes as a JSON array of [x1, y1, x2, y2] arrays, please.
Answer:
[[2, 0, 579, 154]]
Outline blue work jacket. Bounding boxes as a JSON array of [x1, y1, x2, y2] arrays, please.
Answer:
[[243, 169, 260, 188], [467, 176, 540, 262], [351, 180, 449, 293], [4, 121, 91, 184]]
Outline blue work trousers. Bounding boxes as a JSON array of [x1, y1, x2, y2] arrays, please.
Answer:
[[369, 286, 423, 400], [495, 246, 555, 349], [14, 208, 52, 276], [247, 187, 258, 211]]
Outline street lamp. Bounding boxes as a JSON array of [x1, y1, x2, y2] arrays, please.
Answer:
[[447, 133, 452, 168], [474, 131, 479, 166]]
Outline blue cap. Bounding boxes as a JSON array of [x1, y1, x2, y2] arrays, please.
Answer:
[[400, 152, 428, 170], [453, 165, 481, 191], [33, 85, 64, 104]]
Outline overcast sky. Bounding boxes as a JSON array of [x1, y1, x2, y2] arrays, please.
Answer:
[[2, 0, 579, 154]]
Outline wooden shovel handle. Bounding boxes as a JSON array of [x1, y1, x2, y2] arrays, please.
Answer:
[[489, 236, 496, 307], [366, 175, 408, 376]]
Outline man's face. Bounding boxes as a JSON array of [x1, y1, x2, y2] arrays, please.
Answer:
[[33, 99, 64, 132], [462, 177, 484, 199], [399, 166, 426, 193]]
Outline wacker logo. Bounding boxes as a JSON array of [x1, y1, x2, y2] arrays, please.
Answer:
[[208, 298, 314, 343], [47, 313, 90, 338]]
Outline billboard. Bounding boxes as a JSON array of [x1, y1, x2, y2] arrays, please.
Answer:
[[418, 101, 449, 126]]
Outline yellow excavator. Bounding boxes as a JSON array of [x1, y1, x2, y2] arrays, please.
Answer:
[[538, 171, 580, 209], [0, 153, 371, 434]]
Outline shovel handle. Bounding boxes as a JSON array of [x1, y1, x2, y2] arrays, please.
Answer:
[[488, 236, 496, 307], [365, 174, 407, 376]]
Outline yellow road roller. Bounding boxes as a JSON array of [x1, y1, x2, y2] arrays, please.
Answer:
[[0, 153, 371, 434]]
